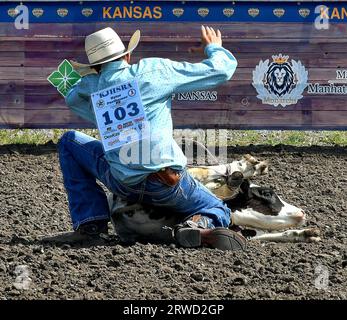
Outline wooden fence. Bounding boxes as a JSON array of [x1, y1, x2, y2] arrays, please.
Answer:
[[0, 0, 346, 129]]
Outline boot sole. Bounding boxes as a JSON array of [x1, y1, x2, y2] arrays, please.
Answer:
[[39, 232, 106, 246], [202, 228, 247, 251], [176, 227, 247, 251], [175, 228, 202, 248]]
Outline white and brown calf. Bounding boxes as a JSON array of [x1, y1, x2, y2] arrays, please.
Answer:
[[108, 155, 320, 245], [187, 154, 268, 200]]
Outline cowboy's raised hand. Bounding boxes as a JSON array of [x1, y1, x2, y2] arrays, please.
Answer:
[[189, 25, 223, 54]]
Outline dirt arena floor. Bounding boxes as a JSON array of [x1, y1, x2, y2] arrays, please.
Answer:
[[0, 143, 346, 300]]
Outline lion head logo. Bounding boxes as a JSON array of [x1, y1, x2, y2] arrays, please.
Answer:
[[252, 54, 308, 107], [265, 60, 296, 96]]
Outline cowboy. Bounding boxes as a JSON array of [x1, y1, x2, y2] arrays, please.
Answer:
[[46, 26, 246, 250]]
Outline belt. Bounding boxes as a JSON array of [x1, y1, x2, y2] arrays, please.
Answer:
[[147, 167, 181, 187]]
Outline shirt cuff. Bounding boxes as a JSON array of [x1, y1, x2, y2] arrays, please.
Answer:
[[204, 43, 223, 57]]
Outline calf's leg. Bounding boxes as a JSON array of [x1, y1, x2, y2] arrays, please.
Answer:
[[249, 228, 321, 243]]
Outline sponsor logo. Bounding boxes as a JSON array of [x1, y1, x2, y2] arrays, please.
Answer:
[[273, 8, 285, 18], [198, 8, 209, 18], [102, 6, 162, 19], [104, 132, 120, 140], [107, 138, 120, 146], [307, 69, 347, 95], [96, 99, 105, 108], [248, 8, 260, 18], [32, 8, 44, 18], [223, 8, 235, 18], [173, 91, 218, 102], [299, 8, 310, 18], [128, 89, 136, 97], [123, 121, 134, 128], [82, 8, 93, 17], [173, 8, 184, 17], [252, 54, 308, 107], [47, 60, 81, 97], [137, 123, 143, 130], [8, 8, 19, 18], [57, 8, 68, 18], [134, 116, 145, 123]]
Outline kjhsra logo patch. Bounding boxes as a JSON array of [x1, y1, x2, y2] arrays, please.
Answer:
[[252, 54, 308, 107]]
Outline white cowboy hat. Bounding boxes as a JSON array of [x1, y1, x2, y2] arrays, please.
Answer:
[[79, 27, 140, 67]]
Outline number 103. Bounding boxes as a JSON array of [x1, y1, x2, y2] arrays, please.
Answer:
[[102, 102, 140, 125]]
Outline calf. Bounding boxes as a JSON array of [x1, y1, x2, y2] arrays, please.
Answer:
[[108, 155, 320, 245], [226, 180, 320, 243], [188, 154, 268, 200]]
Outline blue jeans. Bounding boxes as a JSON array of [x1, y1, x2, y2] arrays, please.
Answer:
[[58, 130, 231, 230]]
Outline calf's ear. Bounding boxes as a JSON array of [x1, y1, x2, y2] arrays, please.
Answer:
[[243, 154, 259, 165], [240, 180, 251, 195]]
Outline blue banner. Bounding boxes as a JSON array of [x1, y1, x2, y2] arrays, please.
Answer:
[[0, 1, 346, 23]]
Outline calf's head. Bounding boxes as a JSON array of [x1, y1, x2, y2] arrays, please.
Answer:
[[227, 154, 269, 179], [194, 154, 269, 201], [226, 180, 306, 231]]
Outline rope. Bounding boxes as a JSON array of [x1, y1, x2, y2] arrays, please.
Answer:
[[181, 137, 221, 166]]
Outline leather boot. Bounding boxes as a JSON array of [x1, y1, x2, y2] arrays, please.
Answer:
[[174, 215, 246, 251], [40, 219, 109, 245]]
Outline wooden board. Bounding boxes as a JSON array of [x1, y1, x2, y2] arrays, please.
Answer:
[[1, 22, 347, 40]]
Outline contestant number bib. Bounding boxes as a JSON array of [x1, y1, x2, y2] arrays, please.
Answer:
[[91, 80, 148, 152]]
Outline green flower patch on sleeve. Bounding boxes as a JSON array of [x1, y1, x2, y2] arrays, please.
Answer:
[[47, 60, 81, 97]]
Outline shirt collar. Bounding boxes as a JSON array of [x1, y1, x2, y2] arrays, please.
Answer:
[[101, 60, 130, 72]]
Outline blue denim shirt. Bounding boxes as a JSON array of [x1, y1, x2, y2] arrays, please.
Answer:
[[65, 44, 238, 185]]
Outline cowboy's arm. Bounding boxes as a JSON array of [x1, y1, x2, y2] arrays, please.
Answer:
[[163, 43, 237, 94], [65, 75, 97, 124]]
